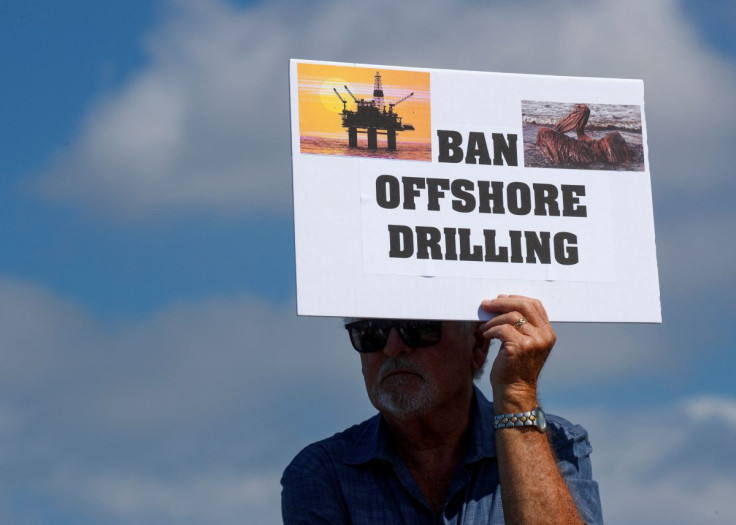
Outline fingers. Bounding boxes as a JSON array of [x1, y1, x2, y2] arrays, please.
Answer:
[[478, 295, 555, 351], [482, 311, 531, 329], [481, 315, 553, 349], [480, 295, 550, 329], [482, 323, 524, 348], [479, 295, 556, 403]]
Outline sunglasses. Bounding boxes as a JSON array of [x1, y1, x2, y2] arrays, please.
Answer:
[[345, 319, 442, 353]]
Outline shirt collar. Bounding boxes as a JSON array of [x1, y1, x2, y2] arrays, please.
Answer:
[[344, 386, 497, 466]]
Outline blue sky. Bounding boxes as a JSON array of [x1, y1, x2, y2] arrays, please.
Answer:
[[1, 0, 735, 523]]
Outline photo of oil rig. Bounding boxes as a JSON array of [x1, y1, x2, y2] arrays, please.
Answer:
[[332, 71, 415, 151]]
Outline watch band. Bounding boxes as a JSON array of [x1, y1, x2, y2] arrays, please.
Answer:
[[493, 407, 546, 432]]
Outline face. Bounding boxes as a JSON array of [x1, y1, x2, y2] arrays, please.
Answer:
[[359, 321, 488, 419]]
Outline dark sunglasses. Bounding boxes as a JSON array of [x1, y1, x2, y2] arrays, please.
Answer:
[[345, 319, 442, 353]]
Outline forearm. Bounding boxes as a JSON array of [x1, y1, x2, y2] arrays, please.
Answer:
[[494, 394, 583, 525], [496, 427, 584, 524]]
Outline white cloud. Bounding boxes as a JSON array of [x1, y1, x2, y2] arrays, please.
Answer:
[[566, 399, 736, 524], [0, 278, 372, 441], [35, 0, 736, 221], [51, 469, 283, 525], [680, 395, 736, 430], [0, 278, 373, 523]]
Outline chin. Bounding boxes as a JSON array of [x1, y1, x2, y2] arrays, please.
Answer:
[[371, 383, 439, 418]]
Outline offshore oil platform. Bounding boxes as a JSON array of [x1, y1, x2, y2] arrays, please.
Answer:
[[332, 71, 415, 151]]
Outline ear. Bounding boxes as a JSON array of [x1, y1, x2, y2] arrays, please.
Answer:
[[470, 323, 490, 373]]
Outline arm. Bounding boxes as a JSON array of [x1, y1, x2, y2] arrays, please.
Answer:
[[480, 295, 589, 525]]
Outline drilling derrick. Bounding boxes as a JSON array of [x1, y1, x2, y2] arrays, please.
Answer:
[[335, 71, 415, 151], [372, 71, 385, 111]]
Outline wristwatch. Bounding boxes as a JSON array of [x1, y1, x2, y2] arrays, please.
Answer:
[[493, 406, 547, 433]]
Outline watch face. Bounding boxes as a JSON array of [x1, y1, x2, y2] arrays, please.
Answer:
[[536, 408, 547, 432]]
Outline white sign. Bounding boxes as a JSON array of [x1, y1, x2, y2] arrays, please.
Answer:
[[290, 59, 661, 322]]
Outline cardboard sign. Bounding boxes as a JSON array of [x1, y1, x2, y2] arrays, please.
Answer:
[[289, 59, 661, 322]]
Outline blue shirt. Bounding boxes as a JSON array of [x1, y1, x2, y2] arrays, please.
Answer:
[[282, 388, 602, 524]]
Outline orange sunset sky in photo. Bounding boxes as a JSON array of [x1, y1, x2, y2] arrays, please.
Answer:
[[297, 62, 431, 143]]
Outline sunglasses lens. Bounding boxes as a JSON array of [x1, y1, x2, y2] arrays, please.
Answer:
[[399, 320, 442, 347], [346, 320, 442, 352], [347, 321, 390, 353]]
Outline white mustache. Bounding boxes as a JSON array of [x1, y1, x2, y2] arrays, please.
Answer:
[[378, 357, 425, 382]]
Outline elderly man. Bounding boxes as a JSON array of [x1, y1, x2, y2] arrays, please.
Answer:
[[281, 295, 602, 523]]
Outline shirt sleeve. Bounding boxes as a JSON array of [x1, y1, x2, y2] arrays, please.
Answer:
[[547, 416, 604, 525], [281, 445, 348, 525]]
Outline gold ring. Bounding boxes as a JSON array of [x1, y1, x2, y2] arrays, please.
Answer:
[[514, 318, 527, 330]]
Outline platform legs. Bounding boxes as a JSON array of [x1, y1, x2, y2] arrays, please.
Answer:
[[387, 129, 396, 151], [367, 128, 377, 150]]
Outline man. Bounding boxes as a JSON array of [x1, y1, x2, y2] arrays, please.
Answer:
[[282, 295, 602, 523]]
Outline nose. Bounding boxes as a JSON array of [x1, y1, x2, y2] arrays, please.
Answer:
[[383, 327, 410, 357]]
